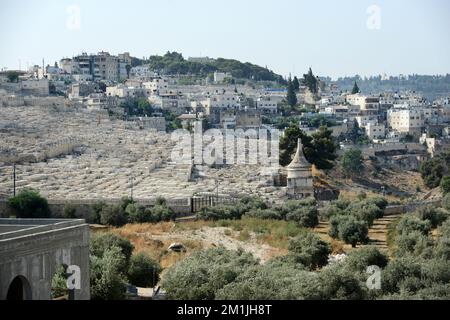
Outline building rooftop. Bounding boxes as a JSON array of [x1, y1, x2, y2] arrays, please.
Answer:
[[0, 218, 86, 241]]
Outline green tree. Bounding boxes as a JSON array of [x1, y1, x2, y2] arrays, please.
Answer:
[[100, 204, 128, 227], [8, 189, 50, 218], [440, 176, 450, 194], [310, 126, 338, 170], [279, 125, 337, 169], [161, 247, 258, 300], [286, 78, 298, 108], [343, 246, 388, 272], [51, 265, 68, 299], [125, 203, 148, 223], [292, 76, 300, 92], [396, 215, 431, 236], [125, 64, 131, 79], [329, 215, 368, 247], [419, 157, 446, 188], [346, 119, 369, 145], [318, 265, 367, 300], [339, 217, 369, 247], [279, 125, 314, 166], [90, 232, 134, 273], [6, 71, 19, 83], [288, 232, 331, 269], [351, 81, 360, 94], [341, 149, 364, 177], [302, 68, 318, 95], [90, 246, 128, 300], [443, 194, 450, 211], [285, 206, 319, 228], [62, 204, 77, 219], [128, 253, 162, 288]]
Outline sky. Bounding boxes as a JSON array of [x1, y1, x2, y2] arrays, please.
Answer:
[[0, 0, 449, 79]]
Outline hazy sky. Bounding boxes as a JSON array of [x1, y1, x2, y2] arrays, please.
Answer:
[[1, 0, 449, 79]]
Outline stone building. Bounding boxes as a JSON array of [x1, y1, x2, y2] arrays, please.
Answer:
[[0, 219, 90, 300], [286, 139, 314, 199]]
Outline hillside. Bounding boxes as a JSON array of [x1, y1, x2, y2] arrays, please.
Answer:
[[132, 51, 286, 83], [327, 74, 450, 101]]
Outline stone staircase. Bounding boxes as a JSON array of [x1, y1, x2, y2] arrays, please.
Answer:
[[367, 213, 402, 250]]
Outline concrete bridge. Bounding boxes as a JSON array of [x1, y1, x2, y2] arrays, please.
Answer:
[[0, 218, 90, 300]]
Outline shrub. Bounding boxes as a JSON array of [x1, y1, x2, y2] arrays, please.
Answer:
[[343, 246, 389, 273], [415, 206, 449, 228], [152, 204, 176, 221], [100, 204, 128, 227], [216, 264, 322, 300], [8, 189, 50, 218], [127, 253, 162, 288], [440, 176, 450, 194], [239, 196, 268, 210], [62, 204, 77, 219], [126, 203, 148, 223], [198, 204, 246, 221], [443, 194, 450, 211], [155, 196, 167, 206], [395, 231, 434, 258], [90, 246, 128, 300], [366, 197, 388, 211], [245, 208, 282, 220], [339, 217, 369, 247], [396, 215, 431, 236], [91, 201, 106, 224], [329, 215, 368, 247], [341, 149, 364, 177], [348, 201, 383, 226], [420, 157, 446, 188], [51, 265, 68, 299], [318, 265, 368, 300], [161, 247, 258, 300], [288, 232, 331, 269], [90, 232, 134, 272], [285, 206, 319, 228], [381, 257, 422, 294]]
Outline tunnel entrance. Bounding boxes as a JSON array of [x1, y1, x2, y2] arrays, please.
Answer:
[[6, 276, 32, 300]]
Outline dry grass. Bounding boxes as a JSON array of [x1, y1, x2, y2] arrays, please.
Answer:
[[210, 217, 306, 249], [102, 223, 205, 269]]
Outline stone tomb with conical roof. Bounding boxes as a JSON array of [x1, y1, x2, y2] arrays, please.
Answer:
[[286, 139, 314, 199]]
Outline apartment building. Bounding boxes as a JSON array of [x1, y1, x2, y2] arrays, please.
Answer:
[[346, 94, 380, 115], [256, 97, 278, 114], [387, 108, 424, 136], [143, 77, 170, 95], [63, 52, 129, 82], [106, 84, 145, 98], [365, 122, 386, 140]]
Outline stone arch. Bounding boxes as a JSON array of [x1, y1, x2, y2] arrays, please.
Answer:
[[6, 275, 32, 300]]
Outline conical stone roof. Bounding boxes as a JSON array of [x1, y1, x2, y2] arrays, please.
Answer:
[[287, 138, 311, 170]]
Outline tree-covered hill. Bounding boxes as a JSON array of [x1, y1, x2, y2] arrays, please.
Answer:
[[132, 51, 285, 83], [325, 74, 450, 101]]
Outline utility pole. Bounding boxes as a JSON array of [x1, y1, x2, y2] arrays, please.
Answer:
[[13, 163, 16, 197], [129, 176, 135, 201], [215, 178, 219, 203]]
